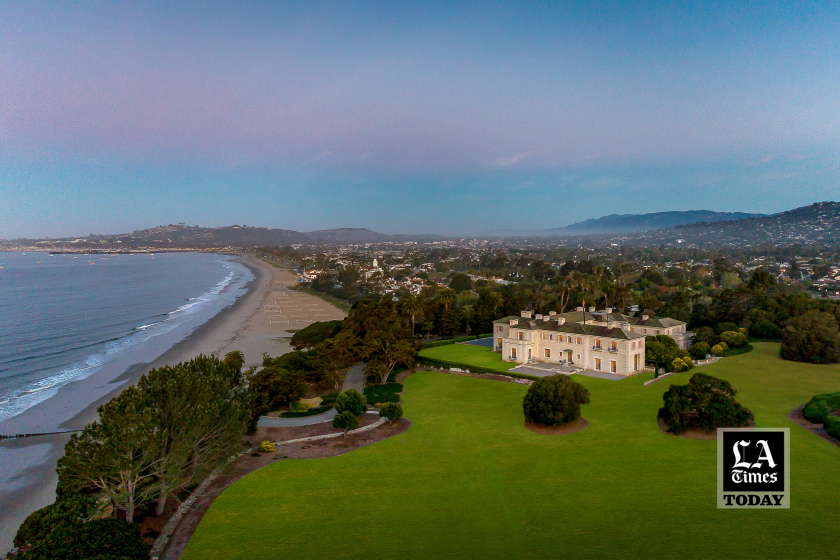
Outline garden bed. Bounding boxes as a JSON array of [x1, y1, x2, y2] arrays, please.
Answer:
[[788, 405, 840, 448]]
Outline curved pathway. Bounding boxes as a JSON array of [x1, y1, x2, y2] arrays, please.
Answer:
[[257, 363, 366, 428]]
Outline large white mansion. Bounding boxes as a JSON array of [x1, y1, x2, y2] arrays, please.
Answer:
[[493, 307, 690, 376]]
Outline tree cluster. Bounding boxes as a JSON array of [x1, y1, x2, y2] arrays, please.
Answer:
[[659, 373, 754, 435], [523, 375, 590, 426]]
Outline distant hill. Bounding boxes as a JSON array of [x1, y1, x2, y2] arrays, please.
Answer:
[[550, 210, 764, 235], [1, 225, 450, 249]]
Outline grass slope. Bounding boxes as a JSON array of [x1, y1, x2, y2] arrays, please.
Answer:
[[183, 343, 840, 560], [418, 344, 517, 373]]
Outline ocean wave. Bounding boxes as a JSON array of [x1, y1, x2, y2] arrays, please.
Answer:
[[0, 258, 253, 425]]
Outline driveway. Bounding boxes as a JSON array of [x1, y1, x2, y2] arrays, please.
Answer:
[[257, 363, 366, 428]]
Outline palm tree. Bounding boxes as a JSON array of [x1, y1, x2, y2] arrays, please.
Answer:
[[485, 291, 504, 316], [460, 305, 475, 335], [436, 288, 456, 312], [423, 321, 434, 343], [399, 294, 427, 336]]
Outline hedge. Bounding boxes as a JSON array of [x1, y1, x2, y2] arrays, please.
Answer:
[[416, 356, 538, 381], [280, 405, 333, 418], [422, 335, 478, 349], [802, 392, 840, 424], [824, 416, 840, 440]]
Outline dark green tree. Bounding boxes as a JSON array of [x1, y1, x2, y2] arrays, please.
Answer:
[[290, 320, 343, 350], [378, 402, 403, 425], [335, 389, 367, 416], [523, 375, 590, 426], [659, 373, 754, 434], [332, 411, 359, 436], [449, 273, 474, 293], [780, 310, 840, 364]]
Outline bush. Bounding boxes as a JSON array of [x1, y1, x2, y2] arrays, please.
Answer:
[[750, 321, 782, 340], [780, 310, 840, 364], [280, 405, 333, 418], [802, 392, 840, 424], [719, 331, 747, 349], [523, 375, 590, 426], [689, 341, 710, 360], [718, 341, 729, 351], [379, 403, 404, 425], [681, 357, 694, 370], [319, 392, 340, 404], [258, 440, 275, 453], [335, 389, 367, 415], [364, 383, 403, 405], [710, 344, 724, 356], [332, 411, 359, 435], [659, 373, 754, 435], [290, 320, 343, 349], [422, 336, 477, 349], [671, 358, 687, 372], [715, 322, 740, 335], [824, 416, 840, 440]]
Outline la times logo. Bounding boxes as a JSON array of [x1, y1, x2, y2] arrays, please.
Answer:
[[717, 428, 790, 509]]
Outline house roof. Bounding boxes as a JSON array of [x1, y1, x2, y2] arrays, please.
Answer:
[[493, 316, 646, 340]]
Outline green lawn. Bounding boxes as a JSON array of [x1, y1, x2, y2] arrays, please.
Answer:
[[183, 343, 840, 560], [418, 343, 517, 373]]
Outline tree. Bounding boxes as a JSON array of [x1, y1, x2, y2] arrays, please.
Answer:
[[436, 288, 457, 312], [750, 321, 782, 340], [720, 272, 743, 290], [459, 304, 476, 334], [689, 341, 710, 360], [312, 331, 359, 388], [57, 387, 157, 523], [379, 402, 403, 425], [136, 355, 251, 516], [719, 330, 747, 349], [748, 268, 776, 290], [12, 515, 149, 560], [290, 320, 343, 349], [423, 321, 434, 343], [251, 367, 308, 413], [523, 375, 590, 426], [399, 294, 427, 336], [659, 373, 754, 434], [780, 310, 840, 364], [332, 411, 359, 436], [364, 361, 389, 385], [223, 350, 245, 379], [335, 389, 367, 415], [449, 273, 474, 293]]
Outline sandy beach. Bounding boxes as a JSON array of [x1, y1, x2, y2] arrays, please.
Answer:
[[0, 255, 346, 552]]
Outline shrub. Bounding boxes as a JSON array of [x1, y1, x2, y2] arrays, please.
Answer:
[[280, 405, 333, 418], [681, 357, 694, 370], [332, 411, 359, 436], [364, 383, 403, 405], [335, 389, 367, 415], [689, 341, 710, 360], [319, 392, 340, 404], [523, 375, 590, 426], [659, 373, 754, 435], [824, 416, 840, 440], [718, 341, 729, 351], [379, 403, 404, 425], [671, 358, 687, 372], [715, 322, 740, 335], [290, 320, 343, 350], [710, 344, 725, 356], [719, 331, 747, 349], [750, 321, 782, 340], [780, 310, 840, 364], [258, 440, 275, 453], [801, 392, 840, 424]]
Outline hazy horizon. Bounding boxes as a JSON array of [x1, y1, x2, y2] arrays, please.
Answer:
[[2, 2, 838, 238]]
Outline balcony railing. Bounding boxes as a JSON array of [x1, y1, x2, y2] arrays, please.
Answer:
[[608, 347, 619, 353], [592, 346, 602, 351]]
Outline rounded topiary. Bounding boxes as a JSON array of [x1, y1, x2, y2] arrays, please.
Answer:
[[710, 344, 725, 356], [258, 440, 275, 453], [720, 331, 747, 349], [682, 357, 694, 370], [332, 411, 359, 435], [335, 389, 367, 416], [378, 402, 403, 425], [802, 392, 840, 424], [671, 358, 687, 373], [523, 375, 590, 426]]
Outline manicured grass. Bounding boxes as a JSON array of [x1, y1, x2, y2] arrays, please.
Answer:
[[418, 344, 517, 373], [183, 343, 840, 560]]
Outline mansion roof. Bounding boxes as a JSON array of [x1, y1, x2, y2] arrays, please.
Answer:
[[493, 308, 686, 341]]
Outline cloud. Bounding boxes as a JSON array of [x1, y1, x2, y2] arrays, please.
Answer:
[[494, 151, 537, 168]]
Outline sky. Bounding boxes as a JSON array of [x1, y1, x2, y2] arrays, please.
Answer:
[[1, 1, 838, 238]]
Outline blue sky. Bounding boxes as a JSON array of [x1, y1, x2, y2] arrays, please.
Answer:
[[1, 1, 838, 238]]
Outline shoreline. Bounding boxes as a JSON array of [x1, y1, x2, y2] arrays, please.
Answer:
[[1, 254, 346, 553]]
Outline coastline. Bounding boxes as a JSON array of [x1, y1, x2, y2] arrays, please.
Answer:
[[0, 255, 346, 553]]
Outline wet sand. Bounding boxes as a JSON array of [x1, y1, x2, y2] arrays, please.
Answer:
[[0, 255, 346, 553]]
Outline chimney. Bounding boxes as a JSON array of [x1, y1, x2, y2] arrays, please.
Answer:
[[510, 318, 518, 326], [605, 307, 613, 314], [535, 314, 543, 320], [576, 306, 584, 312], [557, 317, 566, 325], [588, 306, 595, 313], [548, 311, 556, 317], [521, 310, 533, 318], [641, 314, 649, 321]]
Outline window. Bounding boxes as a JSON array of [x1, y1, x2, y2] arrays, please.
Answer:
[[497, 338, 502, 347], [518, 332, 523, 340], [656, 330, 660, 335], [569, 336, 573, 343], [497, 325, 503, 332], [549, 334, 553, 341], [610, 360, 617, 373], [631, 342, 636, 350], [610, 341, 617, 351], [595, 339, 601, 349], [545, 349, 550, 358], [630, 327, 634, 332], [511, 348, 517, 359], [595, 358, 601, 370], [643, 329, 647, 334], [577, 337, 582, 344], [577, 353, 581, 361]]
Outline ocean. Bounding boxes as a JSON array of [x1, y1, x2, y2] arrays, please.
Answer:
[[0, 251, 254, 426]]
